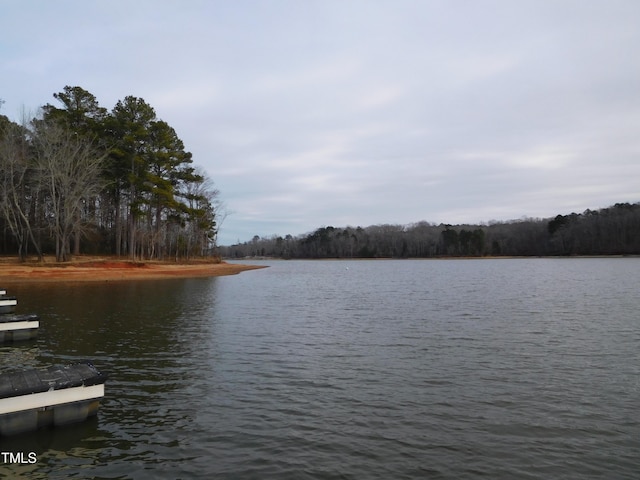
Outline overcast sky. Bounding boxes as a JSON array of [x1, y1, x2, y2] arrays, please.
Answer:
[[2, 1, 639, 245]]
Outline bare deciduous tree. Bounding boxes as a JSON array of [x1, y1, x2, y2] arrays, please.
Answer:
[[0, 118, 43, 261], [32, 121, 107, 261]]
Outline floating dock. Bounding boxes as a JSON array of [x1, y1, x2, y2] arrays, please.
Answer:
[[0, 290, 40, 342], [0, 362, 107, 435], [0, 313, 39, 342], [0, 296, 17, 314]]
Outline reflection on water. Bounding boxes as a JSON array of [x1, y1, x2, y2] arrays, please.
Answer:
[[0, 279, 220, 479], [0, 259, 638, 479], [0, 343, 40, 372]]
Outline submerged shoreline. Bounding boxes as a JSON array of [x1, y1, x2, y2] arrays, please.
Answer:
[[0, 257, 267, 283]]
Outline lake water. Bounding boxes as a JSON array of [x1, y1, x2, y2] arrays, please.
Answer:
[[0, 258, 638, 479]]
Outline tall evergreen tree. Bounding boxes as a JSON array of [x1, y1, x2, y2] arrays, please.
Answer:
[[109, 96, 156, 259], [42, 86, 108, 137]]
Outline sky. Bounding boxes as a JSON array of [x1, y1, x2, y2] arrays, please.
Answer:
[[2, 0, 639, 245]]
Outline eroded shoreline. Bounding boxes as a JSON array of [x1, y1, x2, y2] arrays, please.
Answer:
[[0, 257, 267, 283]]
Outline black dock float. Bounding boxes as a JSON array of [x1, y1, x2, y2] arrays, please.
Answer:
[[0, 362, 107, 435]]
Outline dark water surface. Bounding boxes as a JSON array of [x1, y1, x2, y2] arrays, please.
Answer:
[[0, 258, 637, 479]]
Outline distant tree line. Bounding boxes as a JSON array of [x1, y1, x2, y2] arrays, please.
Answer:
[[0, 86, 220, 261], [220, 202, 640, 259]]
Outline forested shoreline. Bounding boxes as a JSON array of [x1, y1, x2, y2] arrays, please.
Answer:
[[3, 87, 638, 263], [220, 202, 640, 259], [0, 86, 219, 262]]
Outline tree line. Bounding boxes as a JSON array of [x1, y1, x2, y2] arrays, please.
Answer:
[[0, 86, 219, 262], [220, 202, 640, 259]]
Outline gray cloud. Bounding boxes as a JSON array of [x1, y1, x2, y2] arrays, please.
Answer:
[[2, 0, 638, 244]]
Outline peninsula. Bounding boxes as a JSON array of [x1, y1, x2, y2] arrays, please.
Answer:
[[0, 257, 266, 283]]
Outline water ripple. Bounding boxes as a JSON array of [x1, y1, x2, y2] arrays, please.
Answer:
[[1, 259, 638, 479]]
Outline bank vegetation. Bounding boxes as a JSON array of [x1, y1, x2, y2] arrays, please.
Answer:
[[0, 87, 220, 262], [220, 202, 640, 259]]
